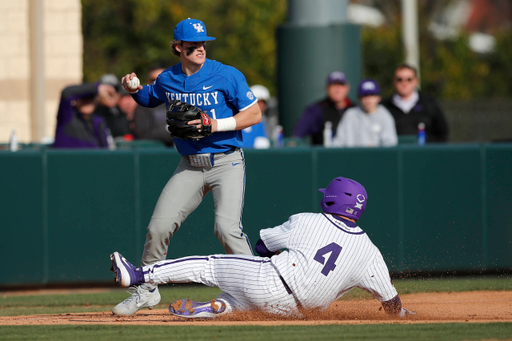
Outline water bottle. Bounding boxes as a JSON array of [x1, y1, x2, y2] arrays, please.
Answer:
[[106, 129, 116, 150], [323, 121, 333, 148], [9, 129, 18, 152], [418, 122, 426, 146], [273, 125, 283, 148]]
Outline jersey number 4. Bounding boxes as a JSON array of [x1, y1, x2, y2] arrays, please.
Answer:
[[314, 242, 342, 276]]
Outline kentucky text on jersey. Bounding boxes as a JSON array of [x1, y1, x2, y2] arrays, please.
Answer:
[[166, 91, 219, 106], [131, 59, 257, 155]]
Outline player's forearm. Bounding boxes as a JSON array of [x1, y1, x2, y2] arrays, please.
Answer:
[[230, 103, 262, 130], [381, 295, 416, 317], [131, 87, 163, 108], [381, 295, 402, 315]]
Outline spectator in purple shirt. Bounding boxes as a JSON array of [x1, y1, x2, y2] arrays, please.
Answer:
[[293, 71, 355, 145], [53, 83, 116, 148]]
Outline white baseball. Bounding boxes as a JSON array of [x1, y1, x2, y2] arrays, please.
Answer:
[[127, 77, 140, 90]]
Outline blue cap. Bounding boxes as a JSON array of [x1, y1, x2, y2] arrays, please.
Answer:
[[174, 18, 216, 42], [357, 79, 380, 97]]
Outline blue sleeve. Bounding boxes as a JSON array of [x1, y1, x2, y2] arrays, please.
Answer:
[[224, 67, 257, 112], [131, 77, 167, 108]]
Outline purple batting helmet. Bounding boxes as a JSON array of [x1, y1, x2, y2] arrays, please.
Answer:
[[318, 177, 368, 221]]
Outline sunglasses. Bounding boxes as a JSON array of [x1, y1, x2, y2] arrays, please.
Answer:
[[395, 77, 415, 83]]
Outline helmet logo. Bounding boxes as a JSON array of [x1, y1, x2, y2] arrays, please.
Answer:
[[345, 207, 354, 214], [355, 194, 365, 209]]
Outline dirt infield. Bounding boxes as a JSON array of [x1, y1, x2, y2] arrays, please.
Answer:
[[1, 291, 511, 326]]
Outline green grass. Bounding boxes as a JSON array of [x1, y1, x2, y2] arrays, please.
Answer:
[[0, 323, 511, 341], [1, 275, 511, 316], [0, 284, 222, 316], [1, 276, 511, 341]]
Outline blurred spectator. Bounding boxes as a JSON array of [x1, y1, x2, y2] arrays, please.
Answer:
[[118, 87, 138, 134], [333, 79, 397, 148], [381, 64, 449, 143], [293, 71, 355, 145], [53, 83, 114, 148], [242, 85, 271, 149], [132, 66, 174, 146], [94, 74, 133, 139]]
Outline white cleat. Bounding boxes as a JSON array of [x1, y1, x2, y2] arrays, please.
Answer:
[[112, 285, 161, 316]]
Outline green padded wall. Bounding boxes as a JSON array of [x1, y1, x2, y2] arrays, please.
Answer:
[[485, 145, 512, 269], [0, 151, 45, 284], [46, 150, 136, 282], [0, 144, 511, 286]]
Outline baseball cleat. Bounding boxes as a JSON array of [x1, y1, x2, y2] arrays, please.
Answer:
[[169, 299, 226, 318], [110, 252, 144, 287], [112, 285, 161, 316]]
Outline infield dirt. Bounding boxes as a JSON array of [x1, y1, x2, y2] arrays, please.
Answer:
[[1, 291, 511, 326]]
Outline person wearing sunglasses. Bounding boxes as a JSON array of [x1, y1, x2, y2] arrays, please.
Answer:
[[381, 64, 449, 143]]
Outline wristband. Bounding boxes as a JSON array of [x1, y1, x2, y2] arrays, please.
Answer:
[[215, 117, 237, 132]]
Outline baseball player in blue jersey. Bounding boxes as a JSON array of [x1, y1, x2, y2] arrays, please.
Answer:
[[111, 176, 416, 319], [112, 18, 262, 316]]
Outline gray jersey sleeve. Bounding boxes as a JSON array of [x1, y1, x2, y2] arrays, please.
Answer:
[[357, 250, 398, 302]]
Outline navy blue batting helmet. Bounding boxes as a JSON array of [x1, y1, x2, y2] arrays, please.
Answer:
[[318, 177, 367, 221]]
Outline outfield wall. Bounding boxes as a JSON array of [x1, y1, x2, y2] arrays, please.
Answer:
[[1, 144, 511, 286]]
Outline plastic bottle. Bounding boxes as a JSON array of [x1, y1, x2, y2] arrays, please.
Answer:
[[9, 129, 18, 152], [323, 121, 333, 148], [273, 125, 283, 148], [106, 129, 116, 150], [418, 122, 426, 146]]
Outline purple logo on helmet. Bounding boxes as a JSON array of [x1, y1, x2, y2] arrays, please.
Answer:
[[318, 177, 368, 221]]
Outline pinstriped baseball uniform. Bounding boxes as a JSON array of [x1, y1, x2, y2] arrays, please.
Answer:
[[141, 212, 398, 315]]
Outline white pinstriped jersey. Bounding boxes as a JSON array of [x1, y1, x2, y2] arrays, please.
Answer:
[[261, 212, 398, 310]]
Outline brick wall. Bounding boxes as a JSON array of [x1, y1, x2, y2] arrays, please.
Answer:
[[0, 0, 82, 143]]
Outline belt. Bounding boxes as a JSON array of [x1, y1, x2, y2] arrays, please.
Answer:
[[222, 147, 237, 155], [280, 275, 305, 313], [279, 276, 293, 295], [184, 147, 239, 167]]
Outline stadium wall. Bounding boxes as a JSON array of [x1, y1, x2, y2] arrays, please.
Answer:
[[0, 144, 511, 286]]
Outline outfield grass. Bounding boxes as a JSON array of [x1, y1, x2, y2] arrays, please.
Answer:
[[1, 276, 511, 341], [0, 285, 222, 316], [0, 323, 511, 341], [1, 275, 511, 316]]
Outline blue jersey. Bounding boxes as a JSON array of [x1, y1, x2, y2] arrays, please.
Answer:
[[132, 59, 257, 155]]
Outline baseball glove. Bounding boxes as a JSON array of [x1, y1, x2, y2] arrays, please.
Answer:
[[166, 100, 212, 140]]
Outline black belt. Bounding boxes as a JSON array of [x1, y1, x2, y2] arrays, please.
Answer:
[[222, 147, 237, 155], [279, 276, 293, 295]]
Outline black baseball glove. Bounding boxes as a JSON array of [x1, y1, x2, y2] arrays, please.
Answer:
[[166, 100, 212, 140]]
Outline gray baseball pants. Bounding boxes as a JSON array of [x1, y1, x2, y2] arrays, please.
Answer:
[[141, 148, 253, 267]]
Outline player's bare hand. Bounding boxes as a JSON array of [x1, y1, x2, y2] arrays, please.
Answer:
[[121, 72, 143, 92]]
